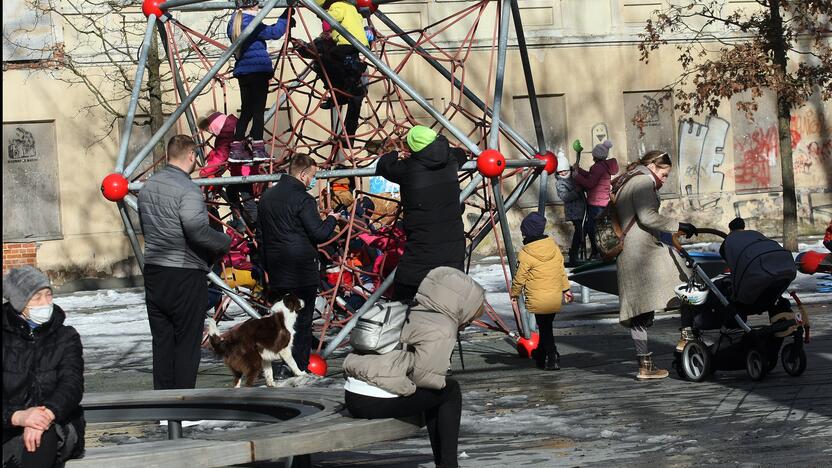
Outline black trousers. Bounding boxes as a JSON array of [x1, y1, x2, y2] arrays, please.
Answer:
[[534, 313, 558, 364], [584, 204, 604, 256], [2, 426, 59, 468], [345, 378, 462, 467], [569, 220, 583, 262], [144, 264, 208, 390], [392, 281, 419, 303], [235, 72, 271, 140], [324, 45, 365, 138], [268, 285, 318, 371], [227, 183, 259, 229]]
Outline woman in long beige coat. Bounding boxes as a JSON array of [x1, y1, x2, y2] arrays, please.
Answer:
[[614, 151, 696, 380]]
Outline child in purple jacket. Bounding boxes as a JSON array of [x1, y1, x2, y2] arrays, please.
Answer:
[[573, 140, 619, 259]]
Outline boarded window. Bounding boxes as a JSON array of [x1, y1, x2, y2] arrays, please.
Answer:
[[512, 94, 567, 207], [3, 121, 62, 241], [730, 89, 782, 192], [623, 91, 678, 195], [2, 0, 59, 62]]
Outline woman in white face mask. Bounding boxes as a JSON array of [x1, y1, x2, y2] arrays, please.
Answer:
[[3, 266, 85, 467]]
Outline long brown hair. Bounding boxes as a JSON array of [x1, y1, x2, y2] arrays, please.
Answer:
[[625, 150, 672, 172]]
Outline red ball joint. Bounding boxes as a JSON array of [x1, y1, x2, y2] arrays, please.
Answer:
[[535, 151, 557, 175], [101, 173, 129, 202], [356, 0, 377, 14], [516, 332, 540, 359], [477, 149, 506, 178], [307, 353, 328, 377], [142, 0, 164, 18]]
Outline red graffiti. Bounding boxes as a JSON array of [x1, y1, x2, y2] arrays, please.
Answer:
[[734, 126, 778, 188]]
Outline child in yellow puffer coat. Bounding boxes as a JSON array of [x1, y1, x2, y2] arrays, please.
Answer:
[[510, 212, 573, 370]]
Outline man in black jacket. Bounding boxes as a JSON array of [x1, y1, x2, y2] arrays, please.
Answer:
[[377, 125, 468, 302], [259, 153, 339, 372], [3, 266, 85, 467], [138, 135, 231, 390]]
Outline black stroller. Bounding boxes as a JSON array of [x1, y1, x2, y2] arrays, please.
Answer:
[[671, 229, 808, 382]]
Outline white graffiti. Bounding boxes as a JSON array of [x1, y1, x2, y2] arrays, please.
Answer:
[[678, 116, 729, 209]]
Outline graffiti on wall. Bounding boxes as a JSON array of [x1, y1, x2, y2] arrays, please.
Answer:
[[591, 122, 609, 144], [734, 125, 779, 190], [678, 116, 730, 209], [791, 110, 832, 179]]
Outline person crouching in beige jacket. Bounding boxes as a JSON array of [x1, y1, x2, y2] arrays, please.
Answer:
[[343, 266, 485, 468]]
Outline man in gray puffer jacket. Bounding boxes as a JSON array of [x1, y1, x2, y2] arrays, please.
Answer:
[[138, 135, 230, 390], [343, 267, 485, 468]]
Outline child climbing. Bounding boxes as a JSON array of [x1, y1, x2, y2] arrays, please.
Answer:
[[315, 0, 369, 144], [573, 140, 619, 260], [198, 111, 259, 230], [510, 212, 573, 371], [554, 151, 586, 266], [227, 0, 295, 163]]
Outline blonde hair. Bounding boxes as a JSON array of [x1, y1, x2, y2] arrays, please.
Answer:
[[232, 10, 244, 58]]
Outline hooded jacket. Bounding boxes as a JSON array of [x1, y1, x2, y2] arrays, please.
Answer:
[[376, 135, 468, 288], [227, 12, 289, 77], [3, 303, 85, 451], [574, 158, 620, 207], [199, 115, 257, 178], [510, 237, 571, 314], [343, 267, 485, 396]]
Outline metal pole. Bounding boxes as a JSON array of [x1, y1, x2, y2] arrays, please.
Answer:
[[316, 159, 543, 179], [299, 0, 481, 155], [580, 285, 590, 304], [116, 16, 157, 173], [469, 170, 538, 252], [509, 0, 547, 152], [117, 200, 145, 272], [373, 10, 537, 157], [207, 272, 262, 319], [160, 0, 223, 9], [167, 420, 182, 440], [129, 172, 284, 191], [123, 0, 281, 178], [487, 0, 512, 150], [537, 169, 548, 214], [158, 23, 205, 160]]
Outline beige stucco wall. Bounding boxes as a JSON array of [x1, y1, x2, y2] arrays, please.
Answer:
[[2, 0, 830, 284]]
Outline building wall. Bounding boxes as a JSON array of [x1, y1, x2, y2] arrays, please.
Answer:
[[2, 0, 830, 285]]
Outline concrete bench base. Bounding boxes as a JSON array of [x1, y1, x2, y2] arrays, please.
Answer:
[[66, 388, 422, 467]]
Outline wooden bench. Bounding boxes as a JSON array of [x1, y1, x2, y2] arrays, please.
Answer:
[[66, 387, 422, 467]]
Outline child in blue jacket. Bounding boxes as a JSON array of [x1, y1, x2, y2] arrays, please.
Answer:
[[227, 0, 294, 163]]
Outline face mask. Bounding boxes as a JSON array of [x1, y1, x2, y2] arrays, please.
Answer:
[[27, 304, 54, 325], [306, 175, 317, 191]]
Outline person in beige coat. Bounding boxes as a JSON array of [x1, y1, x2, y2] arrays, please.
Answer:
[[614, 150, 696, 380], [343, 266, 485, 468], [510, 212, 573, 370]]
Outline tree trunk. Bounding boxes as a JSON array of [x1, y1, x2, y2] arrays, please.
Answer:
[[769, 0, 798, 251], [147, 31, 165, 163]]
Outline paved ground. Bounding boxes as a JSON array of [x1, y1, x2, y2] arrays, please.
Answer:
[[81, 300, 832, 467]]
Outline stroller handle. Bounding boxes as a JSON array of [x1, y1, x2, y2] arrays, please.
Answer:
[[671, 228, 728, 252]]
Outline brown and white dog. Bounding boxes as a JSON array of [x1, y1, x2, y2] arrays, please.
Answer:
[[206, 294, 307, 387]]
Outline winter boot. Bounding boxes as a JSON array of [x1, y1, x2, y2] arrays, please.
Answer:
[[545, 351, 561, 371], [676, 327, 695, 353], [228, 140, 251, 163], [636, 353, 668, 380], [251, 140, 271, 162]]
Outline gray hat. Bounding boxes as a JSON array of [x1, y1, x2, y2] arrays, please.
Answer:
[[3, 266, 51, 312]]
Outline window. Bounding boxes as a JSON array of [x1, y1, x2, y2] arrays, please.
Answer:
[[3, 121, 62, 241]]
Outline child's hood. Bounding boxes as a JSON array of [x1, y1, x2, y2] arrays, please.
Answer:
[[523, 236, 558, 262]]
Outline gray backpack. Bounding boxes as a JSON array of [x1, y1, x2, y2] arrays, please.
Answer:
[[350, 301, 410, 354]]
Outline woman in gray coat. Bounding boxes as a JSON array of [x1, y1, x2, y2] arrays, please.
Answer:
[[613, 151, 696, 380]]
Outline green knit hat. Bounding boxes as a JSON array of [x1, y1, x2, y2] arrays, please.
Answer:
[[406, 125, 437, 153]]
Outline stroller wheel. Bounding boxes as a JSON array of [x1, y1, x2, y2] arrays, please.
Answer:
[[681, 340, 711, 382], [745, 349, 768, 381], [781, 343, 807, 377]]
